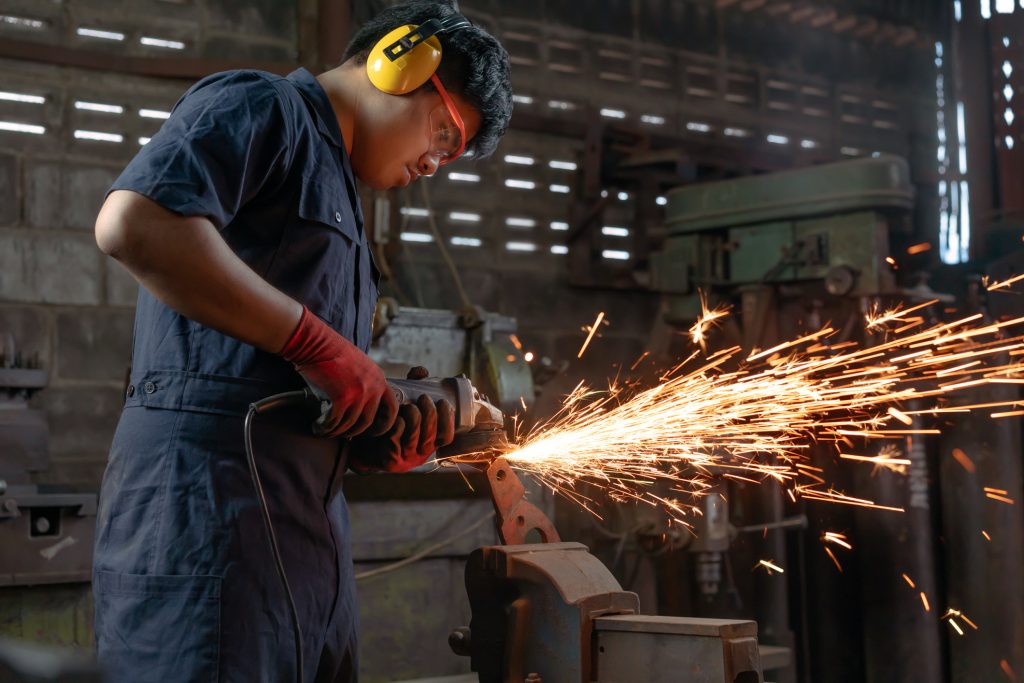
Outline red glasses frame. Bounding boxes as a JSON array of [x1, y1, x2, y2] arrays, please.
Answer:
[[429, 73, 466, 165]]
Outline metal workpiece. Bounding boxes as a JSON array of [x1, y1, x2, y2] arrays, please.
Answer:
[[593, 616, 762, 683], [484, 457, 560, 545]]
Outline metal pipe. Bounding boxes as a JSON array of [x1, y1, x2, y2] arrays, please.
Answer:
[[939, 381, 1024, 682], [852, 403, 945, 683]]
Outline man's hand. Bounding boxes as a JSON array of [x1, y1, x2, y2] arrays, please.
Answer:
[[349, 366, 457, 473], [279, 306, 398, 438]]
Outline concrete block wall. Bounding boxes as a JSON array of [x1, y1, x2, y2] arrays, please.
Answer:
[[0, 0, 297, 63], [0, 0, 300, 490], [0, 57, 176, 488]]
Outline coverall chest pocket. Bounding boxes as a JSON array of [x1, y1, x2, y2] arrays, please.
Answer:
[[296, 178, 361, 325]]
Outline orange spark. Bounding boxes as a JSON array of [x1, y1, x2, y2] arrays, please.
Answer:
[[952, 448, 977, 473], [942, 608, 978, 635], [822, 531, 853, 550], [577, 311, 605, 359], [824, 546, 843, 572], [839, 452, 912, 472], [982, 530, 992, 542], [509, 334, 523, 350], [1002, 659, 1018, 681], [865, 300, 937, 331], [887, 407, 913, 425], [446, 302, 1024, 525], [755, 559, 785, 574], [907, 242, 932, 255], [920, 592, 931, 612], [689, 291, 731, 350], [987, 272, 1024, 291], [524, 351, 535, 362], [986, 492, 1015, 504], [985, 487, 1009, 495], [630, 351, 650, 371], [902, 573, 916, 588]]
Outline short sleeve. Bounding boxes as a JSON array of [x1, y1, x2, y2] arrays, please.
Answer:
[[109, 71, 292, 229]]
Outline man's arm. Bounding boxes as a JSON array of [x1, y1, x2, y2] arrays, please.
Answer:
[[96, 189, 301, 352], [95, 189, 402, 438]]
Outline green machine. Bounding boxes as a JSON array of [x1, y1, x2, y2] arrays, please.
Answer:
[[651, 155, 915, 323]]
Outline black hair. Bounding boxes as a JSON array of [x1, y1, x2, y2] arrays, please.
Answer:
[[342, 1, 513, 159]]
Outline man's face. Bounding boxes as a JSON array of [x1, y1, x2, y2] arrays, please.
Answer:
[[351, 86, 482, 191]]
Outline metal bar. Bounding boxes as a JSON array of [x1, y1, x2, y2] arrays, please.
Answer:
[[939, 378, 1024, 681], [851, 398, 945, 683], [485, 457, 560, 545]]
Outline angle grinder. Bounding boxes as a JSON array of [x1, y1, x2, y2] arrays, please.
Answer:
[[251, 375, 510, 454]]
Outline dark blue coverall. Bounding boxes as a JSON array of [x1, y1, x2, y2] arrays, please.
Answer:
[[92, 68, 378, 683]]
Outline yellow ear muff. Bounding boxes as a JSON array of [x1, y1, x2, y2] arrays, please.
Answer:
[[366, 24, 443, 95]]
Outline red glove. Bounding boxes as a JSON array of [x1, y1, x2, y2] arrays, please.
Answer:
[[349, 366, 457, 473], [279, 306, 398, 438]]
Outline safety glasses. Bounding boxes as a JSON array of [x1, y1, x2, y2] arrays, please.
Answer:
[[428, 73, 466, 166]]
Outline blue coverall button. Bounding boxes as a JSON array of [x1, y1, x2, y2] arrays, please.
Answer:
[[143, 381, 156, 394], [126, 384, 135, 397], [334, 211, 342, 222]]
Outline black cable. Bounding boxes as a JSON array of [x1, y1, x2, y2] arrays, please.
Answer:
[[245, 389, 313, 683]]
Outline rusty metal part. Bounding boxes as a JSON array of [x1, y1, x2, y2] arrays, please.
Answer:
[[485, 457, 560, 545]]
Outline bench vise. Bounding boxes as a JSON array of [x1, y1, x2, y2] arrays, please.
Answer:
[[449, 457, 765, 683]]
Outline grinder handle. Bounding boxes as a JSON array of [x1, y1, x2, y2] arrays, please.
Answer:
[[251, 380, 469, 436], [385, 377, 475, 433]]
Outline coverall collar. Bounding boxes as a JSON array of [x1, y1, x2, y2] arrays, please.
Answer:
[[287, 67, 344, 149]]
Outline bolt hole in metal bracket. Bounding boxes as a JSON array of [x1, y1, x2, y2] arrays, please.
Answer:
[[483, 456, 560, 545]]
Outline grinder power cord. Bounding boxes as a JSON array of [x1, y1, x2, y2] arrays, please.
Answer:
[[244, 376, 508, 683]]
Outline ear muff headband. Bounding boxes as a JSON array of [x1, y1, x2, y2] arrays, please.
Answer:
[[366, 15, 471, 95]]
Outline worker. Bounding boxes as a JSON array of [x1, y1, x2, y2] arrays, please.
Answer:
[[90, 0, 512, 680]]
